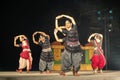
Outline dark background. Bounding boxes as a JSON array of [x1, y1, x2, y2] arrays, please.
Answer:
[[1, 0, 120, 71]]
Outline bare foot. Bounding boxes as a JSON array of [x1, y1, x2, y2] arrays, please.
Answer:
[[99, 69, 103, 73], [73, 72, 79, 76], [16, 69, 22, 73], [59, 71, 65, 76], [46, 70, 50, 74], [40, 71, 43, 74], [93, 70, 97, 74], [26, 70, 30, 73]]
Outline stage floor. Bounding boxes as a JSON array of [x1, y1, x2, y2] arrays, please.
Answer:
[[0, 70, 120, 80]]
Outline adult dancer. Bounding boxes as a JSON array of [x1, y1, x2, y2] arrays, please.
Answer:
[[14, 35, 33, 73], [88, 33, 106, 74], [54, 14, 82, 76], [32, 31, 54, 74]]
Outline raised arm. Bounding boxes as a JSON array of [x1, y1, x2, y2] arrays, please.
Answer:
[[37, 31, 46, 36], [14, 35, 20, 47], [46, 34, 50, 40], [99, 34, 103, 40], [55, 15, 64, 28], [20, 35, 27, 39], [55, 15, 66, 32], [88, 33, 98, 42], [54, 28, 63, 42], [97, 33, 103, 47], [62, 14, 76, 25], [32, 32, 39, 45], [36, 31, 50, 39]]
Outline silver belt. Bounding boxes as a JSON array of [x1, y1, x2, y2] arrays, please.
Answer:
[[42, 48, 51, 52]]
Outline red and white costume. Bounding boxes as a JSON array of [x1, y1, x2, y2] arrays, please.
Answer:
[[18, 40, 32, 70]]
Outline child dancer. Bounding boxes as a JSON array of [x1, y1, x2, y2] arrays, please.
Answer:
[[14, 35, 33, 73], [88, 33, 106, 74], [32, 31, 54, 74]]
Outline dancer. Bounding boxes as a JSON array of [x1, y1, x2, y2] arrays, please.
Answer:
[[14, 35, 33, 73], [32, 31, 54, 74], [88, 33, 106, 74], [54, 14, 82, 76]]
